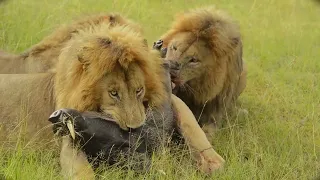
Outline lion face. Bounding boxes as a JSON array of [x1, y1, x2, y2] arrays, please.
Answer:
[[99, 63, 147, 130], [164, 32, 214, 87], [55, 24, 166, 131]]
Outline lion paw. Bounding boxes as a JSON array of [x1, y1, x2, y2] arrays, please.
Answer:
[[197, 149, 225, 174]]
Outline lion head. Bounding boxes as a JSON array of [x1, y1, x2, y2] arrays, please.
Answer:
[[54, 23, 166, 130], [158, 6, 243, 104]]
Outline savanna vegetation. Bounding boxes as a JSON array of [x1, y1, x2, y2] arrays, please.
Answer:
[[0, 0, 319, 179]]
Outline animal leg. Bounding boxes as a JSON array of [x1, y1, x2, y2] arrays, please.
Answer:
[[236, 60, 247, 97], [171, 94, 225, 174], [60, 136, 95, 180]]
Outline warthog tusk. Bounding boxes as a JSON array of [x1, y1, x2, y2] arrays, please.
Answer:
[[66, 120, 76, 140], [62, 115, 76, 140]]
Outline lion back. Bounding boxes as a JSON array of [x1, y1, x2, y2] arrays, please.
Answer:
[[20, 13, 143, 73]]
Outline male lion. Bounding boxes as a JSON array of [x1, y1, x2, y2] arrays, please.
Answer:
[[54, 22, 224, 179], [49, 57, 224, 177], [0, 22, 224, 180], [0, 13, 142, 74], [153, 6, 247, 132]]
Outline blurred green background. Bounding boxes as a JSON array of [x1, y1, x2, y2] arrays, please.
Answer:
[[0, 0, 319, 179]]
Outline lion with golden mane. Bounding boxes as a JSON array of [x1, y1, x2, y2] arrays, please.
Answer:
[[154, 6, 247, 132], [0, 14, 224, 180]]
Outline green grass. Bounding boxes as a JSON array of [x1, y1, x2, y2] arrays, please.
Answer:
[[1, 0, 320, 179]]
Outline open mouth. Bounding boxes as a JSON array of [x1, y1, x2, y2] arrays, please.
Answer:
[[171, 81, 180, 94], [171, 77, 183, 88]]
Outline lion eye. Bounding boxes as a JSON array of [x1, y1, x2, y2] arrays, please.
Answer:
[[109, 90, 118, 97], [189, 57, 198, 63], [136, 87, 144, 96]]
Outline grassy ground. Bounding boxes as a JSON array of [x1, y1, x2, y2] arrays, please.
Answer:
[[1, 0, 320, 179]]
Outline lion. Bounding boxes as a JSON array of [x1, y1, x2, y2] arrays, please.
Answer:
[[49, 56, 224, 176], [153, 6, 247, 133], [0, 13, 143, 74], [0, 73, 55, 146], [0, 22, 224, 179], [54, 22, 224, 179]]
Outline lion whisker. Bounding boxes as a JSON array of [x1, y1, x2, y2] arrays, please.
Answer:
[[184, 83, 196, 96]]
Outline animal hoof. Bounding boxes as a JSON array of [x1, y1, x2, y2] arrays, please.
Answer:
[[160, 47, 167, 58], [49, 109, 63, 120], [49, 108, 74, 122], [153, 39, 163, 50]]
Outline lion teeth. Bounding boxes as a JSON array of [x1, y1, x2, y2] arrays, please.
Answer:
[[171, 82, 176, 89]]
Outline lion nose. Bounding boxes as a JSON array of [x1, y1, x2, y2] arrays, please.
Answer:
[[169, 61, 181, 71], [126, 122, 144, 129], [167, 61, 181, 81], [125, 116, 145, 129]]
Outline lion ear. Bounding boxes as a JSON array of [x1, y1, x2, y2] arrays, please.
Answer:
[[98, 38, 112, 48], [77, 52, 85, 63], [142, 39, 148, 48], [232, 37, 240, 47], [77, 47, 89, 70]]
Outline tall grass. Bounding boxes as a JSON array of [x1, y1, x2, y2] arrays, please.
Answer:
[[0, 0, 319, 179]]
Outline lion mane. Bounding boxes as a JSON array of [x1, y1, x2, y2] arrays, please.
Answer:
[[157, 6, 247, 126], [54, 23, 166, 112], [0, 20, 166, 144], [0, 12, 226, 178]]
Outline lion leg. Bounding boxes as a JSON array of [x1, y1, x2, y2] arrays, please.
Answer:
[[236, 60, 247, 97], [60, 136, 95, 180], [234, 60, 249, 116], [171, 94, 225, 174]]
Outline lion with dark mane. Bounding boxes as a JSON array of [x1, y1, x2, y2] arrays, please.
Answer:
[[154, 6, 247, 132]]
